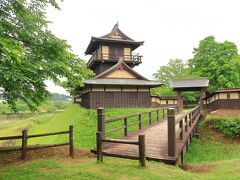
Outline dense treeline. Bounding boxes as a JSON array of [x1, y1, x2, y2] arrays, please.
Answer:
[[153, 36, 240, 98]]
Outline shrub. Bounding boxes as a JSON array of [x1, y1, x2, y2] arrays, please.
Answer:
[[209, 116, 240, 138]]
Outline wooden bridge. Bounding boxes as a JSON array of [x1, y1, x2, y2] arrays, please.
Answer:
[[92, 106, 201, 166]]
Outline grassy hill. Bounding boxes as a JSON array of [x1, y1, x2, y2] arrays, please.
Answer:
[[0, 104, 156, 149]]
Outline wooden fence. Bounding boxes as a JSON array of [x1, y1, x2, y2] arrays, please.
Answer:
[[97, 107, 171, 138], [167, 106, 200, 162], [0, 125, 74, 159]]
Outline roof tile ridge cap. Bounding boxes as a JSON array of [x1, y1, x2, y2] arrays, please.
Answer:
[[173, 77, 209, 81]]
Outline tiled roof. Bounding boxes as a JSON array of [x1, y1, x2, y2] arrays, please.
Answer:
[[171, 78, 209, 89], [84, 78, 161, 87]]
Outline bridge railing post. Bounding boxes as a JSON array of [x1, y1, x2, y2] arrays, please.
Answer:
[[185, 116, 188, 132], [138, 134, 146, 167], [96, 132, 103, 162], [97, 107, 105, 138], [167, 108, 176, 157], [138, 114, 142, 129], [156, 110, 159, 121]]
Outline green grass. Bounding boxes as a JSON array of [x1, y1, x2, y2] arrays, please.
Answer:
[[185, 114, 240, 164], [0, 104, 158, 149], [184, 138, 240, 165], [1, 156, 240, 179]]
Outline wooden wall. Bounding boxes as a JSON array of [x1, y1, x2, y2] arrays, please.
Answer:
[[80, 91, 151, 109], [151, 96, 178, 108], [204, 91, 240, 112]]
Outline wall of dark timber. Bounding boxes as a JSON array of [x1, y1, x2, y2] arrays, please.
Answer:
[[204, 99, 240, 112], [80, 91, 151, 109]]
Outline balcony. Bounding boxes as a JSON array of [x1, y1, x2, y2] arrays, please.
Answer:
[[87, 52, 142, 68]]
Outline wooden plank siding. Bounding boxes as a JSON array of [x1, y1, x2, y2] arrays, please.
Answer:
[[204, 99, 240, 112], [81, 91, 151, 109]]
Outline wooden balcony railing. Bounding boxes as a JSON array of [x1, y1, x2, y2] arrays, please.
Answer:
[[87, 52, 142, 67]]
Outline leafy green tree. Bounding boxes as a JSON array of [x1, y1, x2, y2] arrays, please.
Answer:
[[151, 86, 176, 96], [189, 36, 240, 91], [0, 0, 93, 111], [153, 59, 193, 85]]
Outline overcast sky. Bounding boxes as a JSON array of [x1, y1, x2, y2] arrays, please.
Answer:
[[45, 0, 240, 95]]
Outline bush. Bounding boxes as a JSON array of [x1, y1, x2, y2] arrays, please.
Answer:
[[209, 116, 240, 137]]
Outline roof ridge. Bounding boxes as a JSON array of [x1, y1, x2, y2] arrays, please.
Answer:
[[173, 77, 209, 81], [100, 24, 134, 41]]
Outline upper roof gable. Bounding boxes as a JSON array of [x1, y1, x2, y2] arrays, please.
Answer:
[[92, 59, 148, 80], [85, 23, 144, 55], [100, 23, 134, 41]]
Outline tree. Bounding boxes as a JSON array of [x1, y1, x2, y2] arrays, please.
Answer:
[[0, 0, 93, 111], [152, 59, 199, 100], [153, 59, 192, 86], [189, 36, 240, 91]]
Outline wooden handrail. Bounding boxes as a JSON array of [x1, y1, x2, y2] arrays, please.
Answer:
[[28, 130, 69, 138], [102, 139, 139, 145], [0, 135, 22, 141], [105, 108, 165, 123], [98, 107, 169, 138], [87, 52, 143, 67], [96, 132, 146, 167], [167, 106, 201, 157]]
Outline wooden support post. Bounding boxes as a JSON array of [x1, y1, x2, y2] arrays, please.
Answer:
[[189, 113, 192, 127], [185, 116, 188, 132], [167, 108, 176, 156], [21, 129, 28, 160], [163, 109, 165, 119], [97, 107, 105, 138], [149, 112, 152, 125], [179, 119, 183, 140], [69, 125, 74, 159], [139, 114, 142, 129], [124, 118, 128, 136], [157, 110, 159, 121], [192, 112, 194, 123], [96, 132, 103, 162], [138, 135, 146, 167]]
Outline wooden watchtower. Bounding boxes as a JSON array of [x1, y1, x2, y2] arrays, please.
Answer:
[[78, 24, 162, 109]]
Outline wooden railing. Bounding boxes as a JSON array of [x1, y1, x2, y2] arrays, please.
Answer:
[[96, 132, 146, 167], [96, 107, 170, 166], [97, 107, 169, 138], [167, 106, 201, 157], [87, 52, 142, 67], [0, 125, 74, 159]]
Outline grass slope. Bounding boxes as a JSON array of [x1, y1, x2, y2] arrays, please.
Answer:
[[0, 104, 156, 149], [185, 113, 240, 164], [1, 157, 240, 179]]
